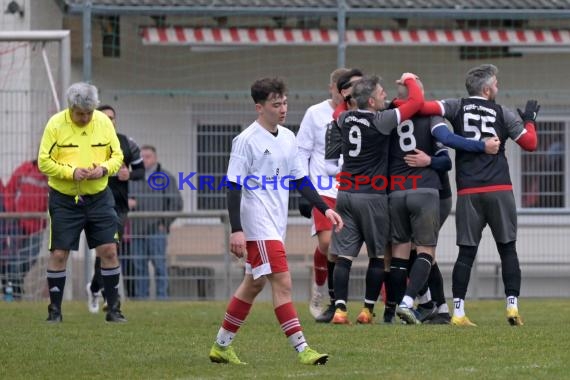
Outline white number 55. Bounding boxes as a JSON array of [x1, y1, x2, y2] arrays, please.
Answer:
[[464, 112, 496, 140]]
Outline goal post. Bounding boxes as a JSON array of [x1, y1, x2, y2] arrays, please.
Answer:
[[0, 30, 70, 110], [0, 30, 71, 301], [0, 30, 71, 179]]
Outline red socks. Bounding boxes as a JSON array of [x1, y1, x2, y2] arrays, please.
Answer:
[[222, 297, 252, 333], [314, 247, 328, 286]]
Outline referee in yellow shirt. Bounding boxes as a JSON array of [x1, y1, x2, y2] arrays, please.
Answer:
[[38, 82, 125, 323]]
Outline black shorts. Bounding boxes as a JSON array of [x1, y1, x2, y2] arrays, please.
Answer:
[[116, 211, 128, 241], [439, 196, 452, 230], [389, 188, 440, 247], [48, 188, 119, 251], [455, 190, 517, 246], [329, 191, 389, 258]]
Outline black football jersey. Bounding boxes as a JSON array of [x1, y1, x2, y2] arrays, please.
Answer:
[[388, 115, 444, 191], [337, 108, 399, 194], [325, 119, 342, 160], [442, 97, 524, 191]]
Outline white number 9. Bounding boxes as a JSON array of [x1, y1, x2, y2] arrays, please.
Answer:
[[348, 125, 362, 157]]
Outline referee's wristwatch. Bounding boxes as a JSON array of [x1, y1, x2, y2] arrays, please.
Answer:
[[101, 166, 108, 177]]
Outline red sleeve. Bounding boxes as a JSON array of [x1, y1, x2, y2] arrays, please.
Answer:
[[0, 180, 4, 211], [418, 101, 443, 116], [516, 122, 537, 151], [332, 102, 348, 121], [396, 78, 424, 121]]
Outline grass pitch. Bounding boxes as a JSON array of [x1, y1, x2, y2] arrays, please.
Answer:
[[1, 299, 570, 379]]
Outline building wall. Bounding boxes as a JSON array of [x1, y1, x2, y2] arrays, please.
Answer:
[[3, 9, 570, 208]]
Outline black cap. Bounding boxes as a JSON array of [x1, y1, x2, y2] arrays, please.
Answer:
[[336, 68, 364, 92]]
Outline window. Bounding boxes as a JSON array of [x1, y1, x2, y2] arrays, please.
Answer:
[[521, 121, 565, 208], [196, 124, 241, 210]]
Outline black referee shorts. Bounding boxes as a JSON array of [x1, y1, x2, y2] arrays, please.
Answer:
[[48, 188, 119, 251]]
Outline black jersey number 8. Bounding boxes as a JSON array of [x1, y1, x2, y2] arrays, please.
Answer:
[[463, 112, 497, 140], [397, 120, 417, 152]]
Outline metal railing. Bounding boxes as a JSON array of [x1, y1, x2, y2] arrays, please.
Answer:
[[1, 209, 569, 302]]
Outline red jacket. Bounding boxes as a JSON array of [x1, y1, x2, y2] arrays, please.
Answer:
[[4, 160, 48, 234]]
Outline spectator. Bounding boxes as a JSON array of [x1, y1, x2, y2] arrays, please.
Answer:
[[129, 145, 183, 299], [2, 159, 48, 299], [86, 104, 144, 312]]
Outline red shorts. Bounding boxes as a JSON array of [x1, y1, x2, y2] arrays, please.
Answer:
[[245, 240, 288, 279], [311, 195, 337, 234]]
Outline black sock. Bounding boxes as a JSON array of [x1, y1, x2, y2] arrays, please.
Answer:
[[418, 301, 434, 310], [327, 260, 336, 304], [452, 245, 477, 299], [408, 249, 418, 271], [405, 253, 433, 300], [497, 241, 521, 297], [383, 272, 396, 320], [418, 281, 429, 299], [383, 271, 396, 310], [47, 270, 66, 308], [90, 257, 102, 294], [364, 258, 384, 312], [333, 257, 352, 307], [389, 257, 408, 305], [428, 262, 446, 307], [101, 266, 121, 309]]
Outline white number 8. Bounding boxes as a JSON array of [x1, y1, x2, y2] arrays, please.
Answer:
[[397, 120, 417, 152]]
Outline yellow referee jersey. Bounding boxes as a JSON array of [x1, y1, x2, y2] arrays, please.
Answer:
[[38, 109, 124, 196]]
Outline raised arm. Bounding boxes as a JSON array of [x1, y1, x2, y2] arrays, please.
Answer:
[[514, 100, 539, 152], [394, 74, 424, 122]]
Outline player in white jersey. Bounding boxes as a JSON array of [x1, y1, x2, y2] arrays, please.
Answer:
[[297, 68, 348, 320], [209, 77, 343, 366]]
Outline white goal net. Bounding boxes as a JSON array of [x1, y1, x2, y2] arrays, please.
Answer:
[[0, 31, 69, 300]]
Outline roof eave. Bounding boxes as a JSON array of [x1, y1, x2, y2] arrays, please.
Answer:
[[62, 4, 570, 20]]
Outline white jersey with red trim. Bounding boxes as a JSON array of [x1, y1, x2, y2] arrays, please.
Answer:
[[227, 121, 306, 241], [296, 99, 339, 198]]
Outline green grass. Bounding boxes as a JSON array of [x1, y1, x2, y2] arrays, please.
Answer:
[[1, 299, 570, 379]]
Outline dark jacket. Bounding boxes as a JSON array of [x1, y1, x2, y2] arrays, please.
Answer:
[[129, 163, 183, 234]]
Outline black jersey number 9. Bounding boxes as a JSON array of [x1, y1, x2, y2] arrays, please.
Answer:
[[348, 125, 362, 157]]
